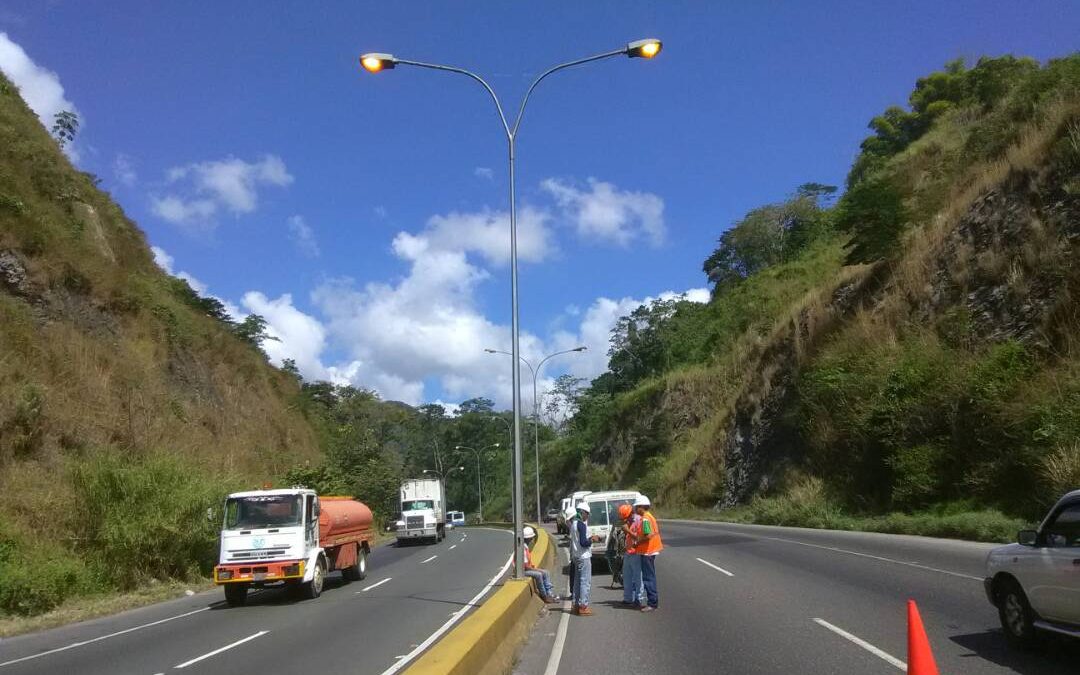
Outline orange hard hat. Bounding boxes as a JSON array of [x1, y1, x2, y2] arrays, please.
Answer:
[[618, 504, 633, 519]]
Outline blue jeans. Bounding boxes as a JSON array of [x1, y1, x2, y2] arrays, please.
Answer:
[[622, 553, 644, 605], [525, 569, 554, 597], [572, 556, 592, 607], [641, 554, 658, 608]]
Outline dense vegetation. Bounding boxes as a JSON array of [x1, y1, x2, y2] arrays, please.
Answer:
[[544, 54, 1080, 540]]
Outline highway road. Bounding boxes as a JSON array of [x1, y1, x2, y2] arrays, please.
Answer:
[[515, 520, 1080, 675], [0, 527, 511, 675]]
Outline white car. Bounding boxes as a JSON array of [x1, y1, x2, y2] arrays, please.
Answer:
[[985, 489, 1080, 646]]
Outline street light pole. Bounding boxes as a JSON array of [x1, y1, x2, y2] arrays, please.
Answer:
[[360, 39, 663, 580], [455, 443, 499, 523], [485, 346, 587, 523]]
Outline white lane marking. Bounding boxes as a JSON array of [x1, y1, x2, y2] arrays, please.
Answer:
[[0, 607, 209, 668], [378, 554, 514, 675], [359, 578, 393, 593], [696, 557, 734, 576], [543, 601, 572, 675], [449, 544, 457, 550], [812, 619, 906, 671], [421, 555, 438, 564], [173, 630, 268, 669], [687, 523, 980, 581]]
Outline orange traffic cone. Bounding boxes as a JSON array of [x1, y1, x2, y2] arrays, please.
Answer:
[[907, 599, 940, 675]]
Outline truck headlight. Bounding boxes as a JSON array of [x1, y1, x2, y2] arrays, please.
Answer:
[[218, 570, 232, 580]]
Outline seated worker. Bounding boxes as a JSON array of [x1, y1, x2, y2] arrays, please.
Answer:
[[523, 525, 559, 604]]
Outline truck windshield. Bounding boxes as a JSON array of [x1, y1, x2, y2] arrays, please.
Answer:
[[403, 500, 433, 511], [224, 495, 302, 529]]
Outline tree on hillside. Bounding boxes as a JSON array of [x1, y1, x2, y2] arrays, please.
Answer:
[[542, 374, 587, 433], [51, 110, 79, 149], [233, 314, 279, 351], [458, 397, 495, 415]]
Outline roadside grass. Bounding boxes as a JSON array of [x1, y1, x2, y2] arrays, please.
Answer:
[[660, 500, 1029, 544], [0, 579, 213, 638]]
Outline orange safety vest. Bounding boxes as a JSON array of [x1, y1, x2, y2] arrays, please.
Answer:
[[523, 544, 533, 567], [625, 516, 642, 555], [640, 512, 663, 555]]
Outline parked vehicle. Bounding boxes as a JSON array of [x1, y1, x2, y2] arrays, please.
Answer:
[[544, 507, 560, 523], [396, 478, 446, 544], [214, 488, 374, 607], [582, 490, 643, 558], [985, 489, 1080, 647], [448, 510, 466, 527]]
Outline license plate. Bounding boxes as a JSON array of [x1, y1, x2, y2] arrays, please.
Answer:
[[253, 572, 267, 581]]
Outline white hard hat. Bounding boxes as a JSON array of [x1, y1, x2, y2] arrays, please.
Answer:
[[576, 501, 591, 514], [523, 525, 537, 539], [563, 506, 577, 520], [633, 495, 651, 507]]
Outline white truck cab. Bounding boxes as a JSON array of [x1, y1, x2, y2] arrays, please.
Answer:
[[985, 489, 1080, 646], [396, 478, 446, 545]]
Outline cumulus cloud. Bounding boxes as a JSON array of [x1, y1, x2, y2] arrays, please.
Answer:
[[0, 32, 78, 129], [241, 292, 329, 379], [287, 215, 319, 257], [542, 177, 665, 247], [152, 154, 293, 227], [474, 166, 494, 180], [396, 206, 553, 267]]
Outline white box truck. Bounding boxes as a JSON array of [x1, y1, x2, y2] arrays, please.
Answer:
[[396, 478, 446, 545]]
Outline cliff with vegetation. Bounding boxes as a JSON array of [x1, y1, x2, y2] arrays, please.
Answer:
[[545, 54, 1080, 540]]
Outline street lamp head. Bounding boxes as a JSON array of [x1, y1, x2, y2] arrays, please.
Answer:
[[483, 348, 497, 353], [572, 346, 588, 352], [626, 39, 662, 59], [360, 53, 396, 73]]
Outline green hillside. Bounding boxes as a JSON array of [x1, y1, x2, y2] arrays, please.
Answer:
[[545, 54, 1080, 539]]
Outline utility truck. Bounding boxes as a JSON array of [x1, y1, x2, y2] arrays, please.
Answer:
[[214, 488, 374, 607], [396, 478, 445, 544]]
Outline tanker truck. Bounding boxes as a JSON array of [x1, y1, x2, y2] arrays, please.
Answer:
[[213, 488, 375, 606]]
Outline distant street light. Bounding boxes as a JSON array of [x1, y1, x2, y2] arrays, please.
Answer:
[[455, 443, 500, 523], [485, 347, 587, 522], [360, 39, 663, 579]]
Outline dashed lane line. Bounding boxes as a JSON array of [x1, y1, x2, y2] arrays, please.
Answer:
[[358, 578, 393, 593], [696, 557, 734, 577], [420, 555, 438, 564], [449, 544, 457, 550], [174, 630, 268, 669], [812, 618, 906, 671], [0, 607, 210, 668]]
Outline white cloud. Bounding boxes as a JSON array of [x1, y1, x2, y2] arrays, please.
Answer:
[[373, 206, 388, 219], [542, 177, 666, 247], [151, 246, 174, 274], [287, 215, 319, 258], [152, 154, 293, 227], [241, 292, 329, 380], [113, 153, 137, 187], [400, 206, 553, 267], [0, 32, 78, 129], [150, 245, 238, 316], [474, 167, 494, 180]]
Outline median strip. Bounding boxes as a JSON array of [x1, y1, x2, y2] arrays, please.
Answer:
[[696, 557, 734, 576], [812, 618, 905, 671], [174, 630, 268, 669]]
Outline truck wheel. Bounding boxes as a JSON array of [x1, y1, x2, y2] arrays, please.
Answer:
[[343, 547, 368, 582], [224, 584, 248, 607], [302, 558, 326, 600], [998, 579, 1037, 649]]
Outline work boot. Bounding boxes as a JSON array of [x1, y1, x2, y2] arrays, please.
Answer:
[[578, 605, 593, 616]]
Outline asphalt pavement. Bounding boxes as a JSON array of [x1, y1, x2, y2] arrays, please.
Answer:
[[0, 527, 512, 675], [514, 520, 1080, 675]]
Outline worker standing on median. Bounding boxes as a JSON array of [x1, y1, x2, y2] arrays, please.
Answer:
[[635, 495, 663, 612], [620, 503, 645, 607], [522, 525, 559, 603], [570, 502, 601, 616]]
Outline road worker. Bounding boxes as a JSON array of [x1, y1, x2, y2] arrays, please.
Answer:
[[570, 502, 601, 615], [619, 503, 645, 607], [522, 525, 559, 603], [634, 495, 663, 612]]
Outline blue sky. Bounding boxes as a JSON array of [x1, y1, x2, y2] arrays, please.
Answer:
[[2, 1, 1077, 408]]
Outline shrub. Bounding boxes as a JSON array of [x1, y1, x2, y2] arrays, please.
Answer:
[[0, 532, 98, 616], [1040, 443, 1080, 498]]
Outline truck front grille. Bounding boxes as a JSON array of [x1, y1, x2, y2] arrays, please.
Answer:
[[406, 516, 425, 529], [228, 548, 289, 561]]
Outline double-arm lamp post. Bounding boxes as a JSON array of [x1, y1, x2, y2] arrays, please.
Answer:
[[360, 38, 663, 579], [454, 443, 500, 523], [484, 347, 587, 523]]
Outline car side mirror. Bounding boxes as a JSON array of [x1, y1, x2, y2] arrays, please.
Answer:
[[1017, 529, 1037, 546]]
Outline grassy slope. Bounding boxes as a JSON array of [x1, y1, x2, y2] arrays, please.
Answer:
[[0, 73, 320, 617]]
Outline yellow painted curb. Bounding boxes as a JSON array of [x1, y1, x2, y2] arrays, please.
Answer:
[[405, 525, 552, 675]]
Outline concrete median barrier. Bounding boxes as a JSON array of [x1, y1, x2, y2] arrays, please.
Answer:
[[405, 525, 553, 675]]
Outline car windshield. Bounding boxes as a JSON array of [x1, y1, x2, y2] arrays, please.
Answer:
[[607, 498, 635, 527], [588, 502, 609, 528], [403, 500, 433, 511], [224, 495, 302, 529]]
